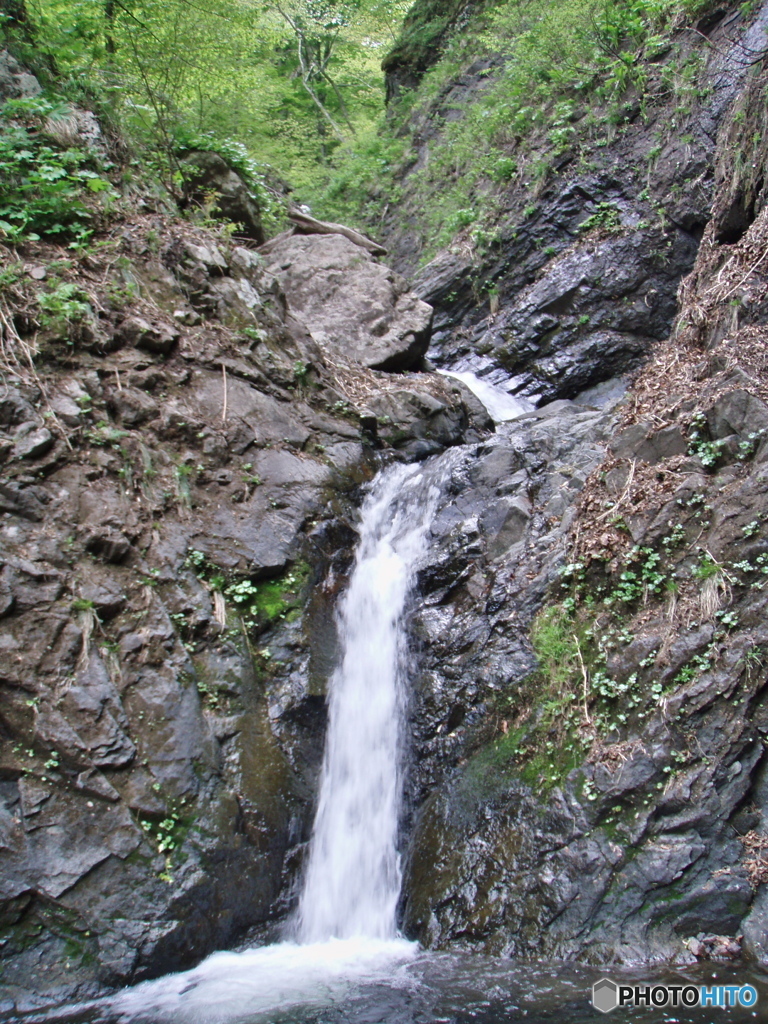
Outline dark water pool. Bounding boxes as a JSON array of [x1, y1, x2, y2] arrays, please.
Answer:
[[5, 940, 768, 1024]]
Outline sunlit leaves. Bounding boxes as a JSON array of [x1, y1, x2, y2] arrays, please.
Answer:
[[30, 0, 408, 196], [0, 96, 115, 241]]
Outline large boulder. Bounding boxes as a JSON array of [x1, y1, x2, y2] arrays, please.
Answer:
[[265, 234, 433, 372], [0, 50, 41, 102], [179, 150, 264, 244]]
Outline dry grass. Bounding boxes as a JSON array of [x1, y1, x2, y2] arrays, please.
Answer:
[[699, 571, 731, 621], [570, 200, 768, 578], [623, 203, 768, 431], [740, 831, 768, 889], [327, 357, 457, 410]]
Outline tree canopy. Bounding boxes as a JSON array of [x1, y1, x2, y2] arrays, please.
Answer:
[[2, 0, 410, 199]]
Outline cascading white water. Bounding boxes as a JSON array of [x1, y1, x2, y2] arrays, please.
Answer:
[[105, 457, 456, 1024], [296, 459, 448, 942], [438, 369, 533, 423]]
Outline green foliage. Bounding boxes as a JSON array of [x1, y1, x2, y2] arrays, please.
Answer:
[[185, 549, 207, 571], [195, 675, 221, 709], [447, 207, 476, 231], [691, 551, 726, 587], [174, 128, 282, 234], [84, 421, 128, 446], [687, 412, 725, 469], [37, 281, 92, 334], [741, 516, 761, 540], [674, 652, 711, 685], [28, 0, 409, 201], [226, 565, 310, 628], [293, 360, 310, 386], [321, 0, 715, 254], [138, 802, 191, 856], [579, 201, 622, 234], [0, 261, 23, 290], [601, 545, 667, 606], [184, 551, 310, 636], [530, 604, 581, 696], [490, 156, 516, 182], [316, 122, 409, 224], [661, 521, 686, 551], [0, 95, 115, 243], [738, 431, 764, 460], [3, 0, 721, 246]]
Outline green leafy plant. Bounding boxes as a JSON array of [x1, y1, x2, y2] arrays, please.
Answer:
[[174, 129, 281, 233], [687, 412, 726, 469], [38, 282, 92, 336], [139, 807, 187, 855], [579, 201, 622, 234], [603, 546, 666, 606], [737, 431, 763, 460], [85, 422, 128, 446], [0, 96, 115, 243], [447, 207, 476, 231], [661, 522, 686, 551], [490, 156, 516, 181], [691, 552, 722, 582], [293, 360, 310, 386], [742, 520, 761, 539]]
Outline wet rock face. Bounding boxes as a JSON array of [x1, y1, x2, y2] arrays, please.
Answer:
[[397, 382, 768, 963], [411, 177, 704, 402], [0, 199, 482, 1008], [378, 6, 768, 403], [401, 399, 613, 808], [265, 234, 433, 372], [473, 224, 698, 401]]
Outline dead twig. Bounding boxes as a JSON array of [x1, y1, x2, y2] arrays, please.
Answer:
[[573, 634, 592, 727]]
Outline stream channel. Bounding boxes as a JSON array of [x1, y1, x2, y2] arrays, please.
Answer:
[[18, 376, 768, 1024]]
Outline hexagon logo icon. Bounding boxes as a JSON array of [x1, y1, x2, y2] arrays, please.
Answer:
[[592, 978, 619, 1013]]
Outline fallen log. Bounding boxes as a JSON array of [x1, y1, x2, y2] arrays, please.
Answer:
[[257, 210, 388, 257], [287, 209, 387, 256]]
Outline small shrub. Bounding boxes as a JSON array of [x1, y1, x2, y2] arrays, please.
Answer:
[[579, 201, 622, 234], [490, 156, 517, 181], [0, 96, 116, 243], [38, 282, 92, 337]]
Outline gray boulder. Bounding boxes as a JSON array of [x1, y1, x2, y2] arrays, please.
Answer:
[[179, 150, 264, 244], [265, 234, 433, 372], [0, 50, 41, 102]]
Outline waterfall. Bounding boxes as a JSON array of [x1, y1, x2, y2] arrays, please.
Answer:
[[296, 458, 449, 942], [437, 368, 533, 423], [107, 456, 455, 1024]]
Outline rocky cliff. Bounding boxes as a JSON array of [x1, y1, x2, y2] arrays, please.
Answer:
[[0, 95, 488, 1008], [375, 0, 768, 970], [376, 0, 768, 404], [3, 0, 768, 1013]]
